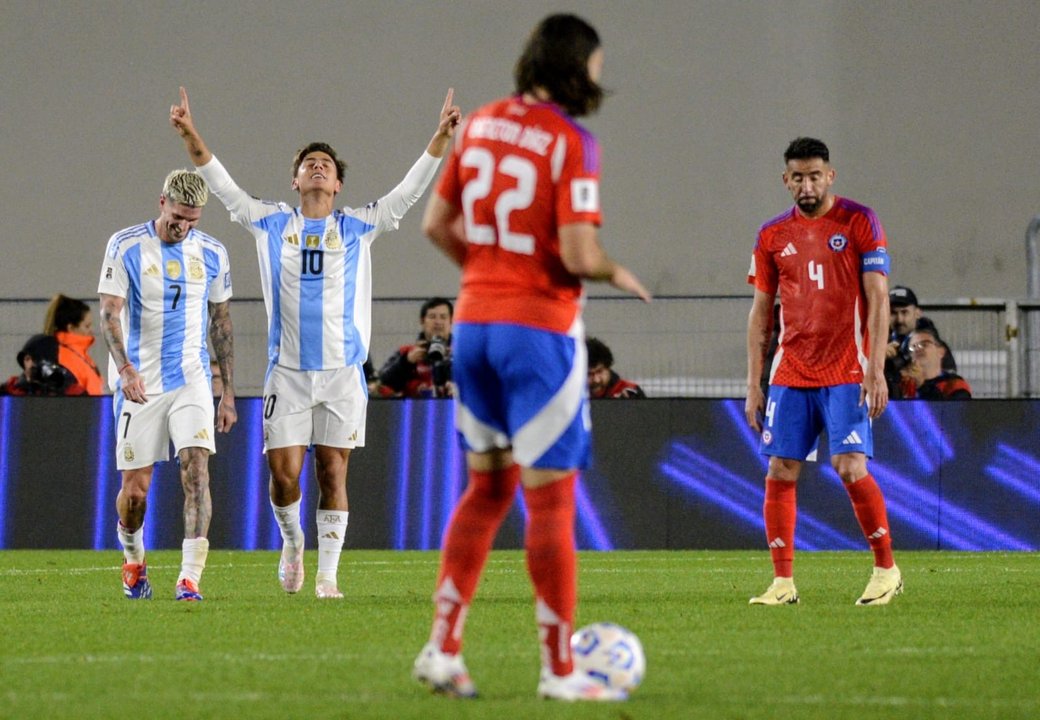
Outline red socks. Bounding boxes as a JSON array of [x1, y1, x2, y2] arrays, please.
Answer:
[[845, 474, 895, 568], [431, 465, 519, 654], [763, 478, 797, 577], [524, 473, 578, 677]]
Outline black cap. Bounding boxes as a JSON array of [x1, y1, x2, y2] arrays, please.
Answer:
[[16, 334, 58, 368], [889, 286, 918, 308]]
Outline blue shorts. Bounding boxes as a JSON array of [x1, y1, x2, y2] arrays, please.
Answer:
[[452, 322, 590, 470], [759, 384, 873, 460]]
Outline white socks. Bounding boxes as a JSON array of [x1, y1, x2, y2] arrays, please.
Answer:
[[179, 537, 210, 584], [316, 509, 348, 586], [117, 522, 145, 564], [271, 498, 305, 552]]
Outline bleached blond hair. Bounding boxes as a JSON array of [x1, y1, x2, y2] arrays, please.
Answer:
[[162, 169, 209, 207]]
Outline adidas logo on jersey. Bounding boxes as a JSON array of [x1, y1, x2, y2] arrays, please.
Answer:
[[193, 429, 210, 441], [842, 430, 863, 445], [780, 243, 798, 257], [145, 264, 161, 276]]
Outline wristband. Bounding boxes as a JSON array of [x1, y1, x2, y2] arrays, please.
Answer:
[[118, 362, 133, 374]]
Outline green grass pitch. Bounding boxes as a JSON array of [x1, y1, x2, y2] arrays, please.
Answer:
[[1, 550, 1037, 719]]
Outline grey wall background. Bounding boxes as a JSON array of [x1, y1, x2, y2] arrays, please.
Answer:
[[2, 0, 1038, 304]]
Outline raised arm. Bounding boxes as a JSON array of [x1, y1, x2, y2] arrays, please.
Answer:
[[99, 292, 147, 404], [425, 88, 462, 158], [373, 90, 462, 229], [170, 86, 213, 167], [208, 299, 237, 432]]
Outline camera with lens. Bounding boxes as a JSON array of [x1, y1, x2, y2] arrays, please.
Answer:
[[426, 336, 448, 364], [31, 358, 67, 389], [29, 358, 78, 395], [426, 336, 452, 395], [889, 342, 913, 374]]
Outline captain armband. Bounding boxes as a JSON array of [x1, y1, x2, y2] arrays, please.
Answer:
[[861, 249, 890, 274]]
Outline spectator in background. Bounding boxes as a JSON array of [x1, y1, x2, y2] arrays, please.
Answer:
[[902, 327, 972, 399], [1, 334, 86, 397], [885, 285, 956, 398], [43, 294, 105, 395], [586, 337, 645, 398], [378, 297, 455, 398]]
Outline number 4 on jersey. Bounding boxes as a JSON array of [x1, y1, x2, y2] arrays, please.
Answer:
[[808, 260, 824, 290]]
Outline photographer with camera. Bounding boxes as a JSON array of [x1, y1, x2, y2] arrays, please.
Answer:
[[885, 286, 957, 399], [378, 297, 455, 398], [1, 334, 86, 397]]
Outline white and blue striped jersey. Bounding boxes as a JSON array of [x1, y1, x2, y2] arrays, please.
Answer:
[[98, 221, 233, 394], [198, 152, 440, 372]]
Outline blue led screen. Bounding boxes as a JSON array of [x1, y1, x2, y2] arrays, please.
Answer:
[[0, 397, 1036, 551]]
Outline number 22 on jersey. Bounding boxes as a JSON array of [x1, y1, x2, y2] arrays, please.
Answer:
[[460, 148, 536, 256]]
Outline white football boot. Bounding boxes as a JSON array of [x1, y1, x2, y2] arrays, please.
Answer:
[[749, 577, 799, 605], [856, 565, 903, 606], [412, 643, 478, 698], [537, 668, 627, 701]]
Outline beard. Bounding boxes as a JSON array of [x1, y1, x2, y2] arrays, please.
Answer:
[[796, 196, 822, 214]]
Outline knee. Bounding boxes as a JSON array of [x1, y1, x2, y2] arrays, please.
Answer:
[[269, 467, 299, 490], [315, 449, 350, 484], [120, 471, 151, 505], [832, 455, 867, 483], [767, 457, 801, 482]]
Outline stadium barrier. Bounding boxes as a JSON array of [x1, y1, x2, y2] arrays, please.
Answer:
[[2, 296, 1039, 398], [1, 397, 1036, 551]]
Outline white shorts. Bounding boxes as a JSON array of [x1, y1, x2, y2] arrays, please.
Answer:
[[114, 382, 216, 470], [262, 364, 367, 450]]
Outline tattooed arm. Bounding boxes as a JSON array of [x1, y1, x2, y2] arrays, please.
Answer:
[[99, 292, 147, 404], [208, 299, 237, 432]]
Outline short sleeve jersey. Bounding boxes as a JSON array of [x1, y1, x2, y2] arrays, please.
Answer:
[[747, 197, 888, 387], [98, 221, 232, 394], [436, 96, 602, 333]]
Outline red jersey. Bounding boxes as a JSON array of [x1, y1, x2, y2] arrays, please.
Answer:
[[748, 197, 889, 387], [592, 372, 646, 399], [436, 96, 602, 332]]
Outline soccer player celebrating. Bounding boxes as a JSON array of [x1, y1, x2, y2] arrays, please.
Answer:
[[412, 14, 650, 700], [98, 169, 237, 601], [170, 86, 461, 599], [745, 137, 902, 606]]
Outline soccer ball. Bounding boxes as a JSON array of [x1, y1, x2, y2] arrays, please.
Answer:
[[570, 622, 646, 693]]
